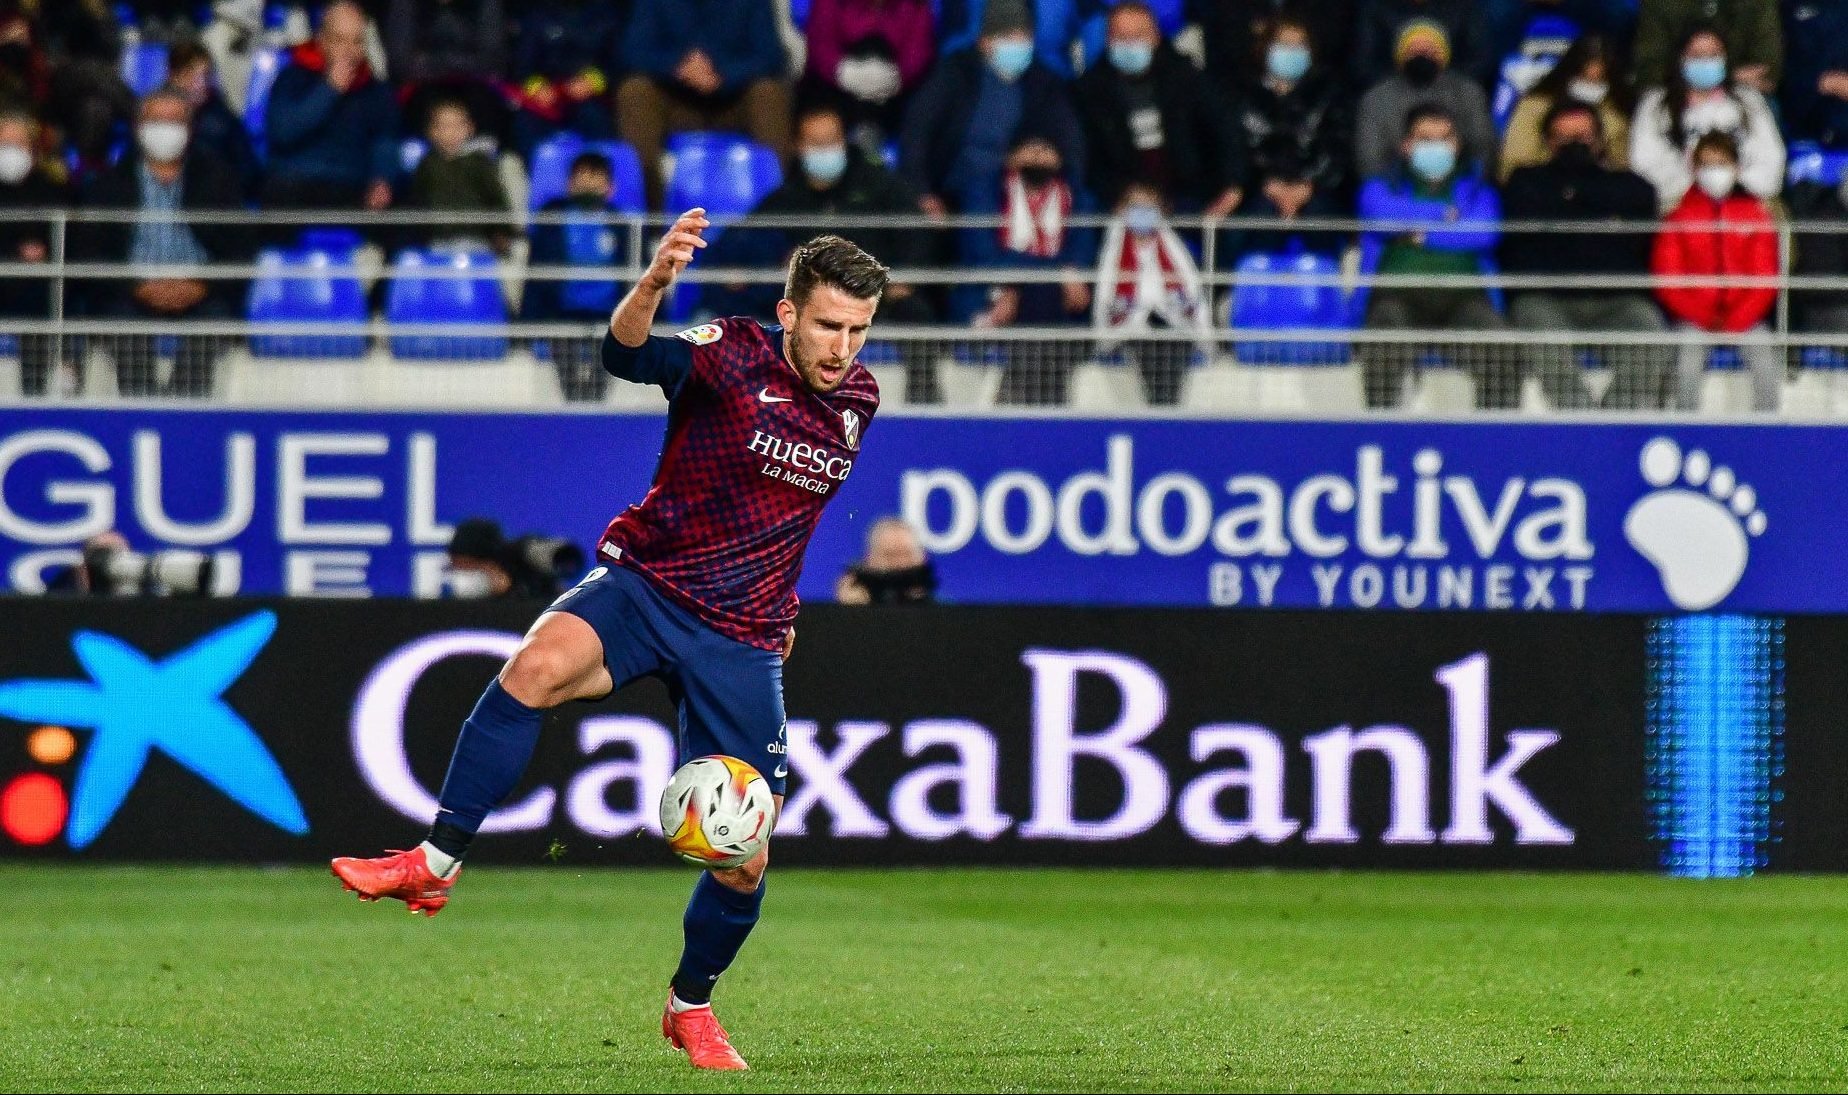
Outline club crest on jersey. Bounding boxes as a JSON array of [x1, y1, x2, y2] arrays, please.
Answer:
[[842, 408, 862, 450], [676, 323, 724, 346]]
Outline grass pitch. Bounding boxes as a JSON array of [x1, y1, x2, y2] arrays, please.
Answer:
[[2, 866, 1846, 1093]]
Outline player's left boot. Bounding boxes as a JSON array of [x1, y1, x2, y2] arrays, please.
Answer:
[[330, 847, 457, 917], [661, 992, 749, 1070]]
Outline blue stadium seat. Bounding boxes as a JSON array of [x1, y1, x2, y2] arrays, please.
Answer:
[[296, 227, 363, 256], [399, 138, 428, 177], [1491, 13, 1580, 133], [246, 247, 369, 359], [244, 46, 288, 158], [1228, 251, 1352, 365], [665, 132, 783, 218], [385, 248, 509, 360], [528, 134, 646, 213], [121, 41, 170, 98], [1800, 346, 1848, 370], [1787, 141, 1848, 187]]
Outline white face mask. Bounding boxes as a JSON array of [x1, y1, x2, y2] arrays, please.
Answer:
[[0, 144, 32, 184], [1696, 164, 1738, 200], [137, 121, 188, 163], [1568, 79, 1608, 104], [447, 569, 494, 599]]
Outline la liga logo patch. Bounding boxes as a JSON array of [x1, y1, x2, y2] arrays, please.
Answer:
[[676, 323, 724, 346]]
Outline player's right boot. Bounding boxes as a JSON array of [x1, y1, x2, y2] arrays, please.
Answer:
[[330, 847, 457, 917], [662, 993, 749, 1070]]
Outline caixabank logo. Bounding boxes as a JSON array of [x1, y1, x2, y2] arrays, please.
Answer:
[[0, 611, 307, 848]]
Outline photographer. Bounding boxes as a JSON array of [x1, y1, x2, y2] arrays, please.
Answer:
[[46, 531, 216, 596], [835, 517, 937, 605], [447, 517, 585, 599]]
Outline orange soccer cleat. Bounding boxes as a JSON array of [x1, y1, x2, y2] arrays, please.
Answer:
[[661, 993, 749, 1070], [330, 847, 457, 917]]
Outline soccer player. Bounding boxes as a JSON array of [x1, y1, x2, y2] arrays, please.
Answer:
[[330, 209, 887, 1071]]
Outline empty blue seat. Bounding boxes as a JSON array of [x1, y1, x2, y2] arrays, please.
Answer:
[[385, 248, 508, 360], [296, 227, 363, 256], [1229, 251, 1352, 365], [665, 132, 782, 218], [1801, 346, 1848, 370], [244, 46, 288, 158], [528, 134, 646, 213], [121, 41, 169, 98], [247, 248, 369, 359]]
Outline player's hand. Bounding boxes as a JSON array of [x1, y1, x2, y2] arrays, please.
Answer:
[[642, 208, 710, 292], [781, 626, 796, 662]]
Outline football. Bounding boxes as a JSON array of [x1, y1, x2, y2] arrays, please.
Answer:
[[659, 755, 777, 869]]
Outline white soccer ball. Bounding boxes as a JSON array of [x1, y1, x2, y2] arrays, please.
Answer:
[[659, 755, 777, 869]]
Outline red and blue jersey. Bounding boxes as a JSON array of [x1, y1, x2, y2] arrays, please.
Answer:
[[596, 317, 879, 651]]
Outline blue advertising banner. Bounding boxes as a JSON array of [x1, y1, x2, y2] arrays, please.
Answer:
[[1, 408, 1844, 612]]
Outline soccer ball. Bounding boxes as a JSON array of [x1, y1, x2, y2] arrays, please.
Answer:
[[659, 755, 777, 869]]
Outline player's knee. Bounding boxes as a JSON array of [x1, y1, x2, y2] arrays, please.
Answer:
[[712, 846, 768, 893], [499, 643, 585, 708]]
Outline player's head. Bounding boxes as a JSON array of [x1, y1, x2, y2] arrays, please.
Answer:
[[776, 235, 889, 393]]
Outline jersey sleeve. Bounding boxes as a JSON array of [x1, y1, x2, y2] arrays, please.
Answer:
[[600, 330, 694, 395]]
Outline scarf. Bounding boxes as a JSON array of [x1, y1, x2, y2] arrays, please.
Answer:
[[1000, 170, 1071, 258], [1092, 219, 1208, 334]]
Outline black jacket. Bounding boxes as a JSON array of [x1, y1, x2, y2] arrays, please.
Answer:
[[899, 50, 1085, 202], [1499, 157, 1658, 283], [1072, 44, 1244, 210], [71, 150, 252, 314], [1198, 0, 1357, 93], [1236, 69, 1352, 195], [190, 89, 263, 201], [0, 168, 66, 317]]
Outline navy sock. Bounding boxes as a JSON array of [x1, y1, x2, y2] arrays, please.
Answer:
[[671, 873, 765, 1005], [427, 679, 544, 860]]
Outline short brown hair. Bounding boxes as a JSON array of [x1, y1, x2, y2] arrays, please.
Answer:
[[168, 38, 210, 75], [785, 235, 889, 305], [1692, 130, 1739, 164]]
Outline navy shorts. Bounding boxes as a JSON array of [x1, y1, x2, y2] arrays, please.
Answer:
[[545, 563, 789, 794]]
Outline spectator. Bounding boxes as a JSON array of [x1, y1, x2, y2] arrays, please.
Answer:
[[408, 99, 512, 253], [447, 517, 585, 599], [703, 103, 940, 398], [934, 0, 1095, 80], [71, 89, 249, 397], [1485, 0, 1640, 64], [1630, 24, 1783, 212], [1359, 104, 1515, 409], [835, 517, 937, 604], [1502, 100, 1671, 410], [800, 0, 935, 157], [165, 39, 261, 201], [1230, 14, 1353, 258], [1073, 1, 1244, 217], [524, 152, 630, 401], [1354, 19, 1497, 182], [1786, 174, 1848, 337], [900, 0, 1084, 222], [1499, 33, 1633, 182], [43, 0, 135, 181], [508, 0, 625, 157], [1781, 0, 1848, 148], [1091, 182, 1208, 406], [964, 133, 1097, 406], [1356, 0, 1494, 89], [0, 12, 53, 122], [616, 0, 791, 210], [1633, 0, 1778, 95], [0, 111, 65, 396], [1198, 0, 1356, 97], [263, 1, 399, 213], [385, 0, 511, 145], [1652, 131, 1781, 411]]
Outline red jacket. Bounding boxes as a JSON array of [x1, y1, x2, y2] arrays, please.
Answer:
[[1652, 188, 1779, 333]]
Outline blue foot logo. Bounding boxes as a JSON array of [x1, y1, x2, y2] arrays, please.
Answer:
[[0, 611, 308, 848]]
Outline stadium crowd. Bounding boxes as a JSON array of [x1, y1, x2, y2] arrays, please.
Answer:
[[2, 0, 1846, 410]]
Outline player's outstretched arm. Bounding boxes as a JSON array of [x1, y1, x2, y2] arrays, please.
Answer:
[[610, 208, 709, 348]]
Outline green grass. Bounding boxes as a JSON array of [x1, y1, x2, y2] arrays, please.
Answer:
[[2, 867, 1847, 1092]]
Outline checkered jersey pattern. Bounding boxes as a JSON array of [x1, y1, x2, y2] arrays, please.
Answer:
[[599, 317, 879, 651]]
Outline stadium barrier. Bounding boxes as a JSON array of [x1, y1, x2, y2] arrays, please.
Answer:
[[1, 600, 1839, 875]]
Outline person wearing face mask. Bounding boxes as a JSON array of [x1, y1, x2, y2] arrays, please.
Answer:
[[1499, 33, 1634, 183], [1198, 0, 1356, 98], [1356, 0, 1494, 89], [1631, 24, 1785, 212], [1072, 1, 1243, 220], [164, 39, 260, 201], [899, 0, 1085, 226], [1091, 183, 1208, 406], [800, 0, 935, 155], [1651, 131, 1782, 412], [704, 103, 941, 396], [1502, 101, 1672, 410], [446, 518, 585, 600], [1229, 16, 1353, 260], [834, 517, 938, 605], [1355, 20, 1498, 182], [1358, 104, 1516, 410], [69, 88, 248, 398], [524, 153, 631, 402], [1633, 0, 1780, 94], [0, 111, 67, 397]]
